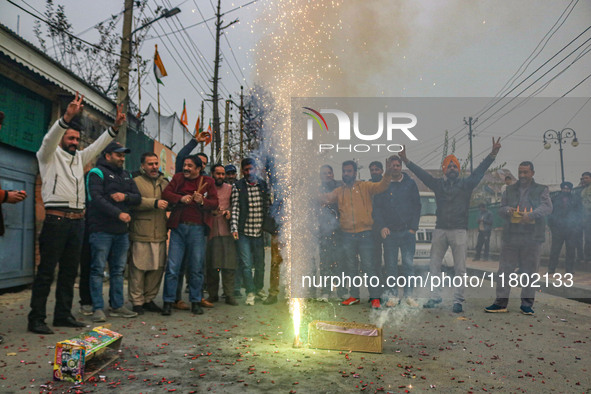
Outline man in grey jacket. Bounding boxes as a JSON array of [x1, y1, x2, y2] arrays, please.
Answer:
[[28, 92, 125, 334]]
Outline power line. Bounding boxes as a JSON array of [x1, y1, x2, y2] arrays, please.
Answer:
[[143, 0, 259, 40], [6, 0, 129, 59]]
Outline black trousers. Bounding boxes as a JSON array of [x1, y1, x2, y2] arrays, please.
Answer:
[[548, 227, 576, 273], [28, 215, 84, 324], [78, 225, 92, 306], [475, 230, 491, 260]]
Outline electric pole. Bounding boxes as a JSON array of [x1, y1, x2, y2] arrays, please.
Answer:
[[239, 86, 244, 159], [200, 101, 205, 152], [464, 116, 478, 173], [211, 0, 238, 161], [224, 98, 231, 164], [116, 0, 134, 144]]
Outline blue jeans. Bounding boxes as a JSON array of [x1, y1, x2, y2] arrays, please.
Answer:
[[382, 230, 416, 298], [89, 232, 130, 311], [236, 234, 264, 294], [163, 224, 206, 303], [341, 231, 379, 299]]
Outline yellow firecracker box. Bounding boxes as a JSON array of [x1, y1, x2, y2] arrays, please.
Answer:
[[53, 325, 122, 383], [308, 320, 382, 353]]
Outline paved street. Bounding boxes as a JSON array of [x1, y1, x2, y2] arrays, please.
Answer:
[[1, 255, 590, 393]]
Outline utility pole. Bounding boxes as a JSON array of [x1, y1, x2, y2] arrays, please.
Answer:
[[224, 98, 231, 164], [239, 86, 244, 159], [211, 0, 238, 160], [116, 0, 134, 144], [464, 116, 478, 173]]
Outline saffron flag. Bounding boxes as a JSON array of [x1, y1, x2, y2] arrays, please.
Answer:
[[153, 44, 167, 85], [194, 116, 201, 137], [203, 123, 212, 146], [180, 100, 188, 128]]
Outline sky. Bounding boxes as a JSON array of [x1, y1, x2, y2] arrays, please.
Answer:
[[1, 0, 590, 185]]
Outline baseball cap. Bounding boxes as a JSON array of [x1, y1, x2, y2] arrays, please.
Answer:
[[225, 164, 237, 173], [103, 141, 131, 155]]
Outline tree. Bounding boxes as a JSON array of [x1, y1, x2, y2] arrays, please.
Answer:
[[33, 0, 151, 100]]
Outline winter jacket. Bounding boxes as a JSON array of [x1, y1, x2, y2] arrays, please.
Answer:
[[406, 154, 495, 230], [87, 157, 141, 234], [548, 191, 583, 231], [325, 172, 392, 233], [129, 171, 170, 243], [373, 173, 421, 232], [37, 117, 117, 210], [162, 172, 218, 231]]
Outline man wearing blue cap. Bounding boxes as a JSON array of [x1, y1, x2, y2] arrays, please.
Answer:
[[225, 164, 238, 185], [87, 141, 142, 322], [548, 181, 583, 274]]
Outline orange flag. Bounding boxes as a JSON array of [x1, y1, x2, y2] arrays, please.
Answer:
[[180, 99, 188, 128]]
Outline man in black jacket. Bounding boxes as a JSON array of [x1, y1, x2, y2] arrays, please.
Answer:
[[373, 155, 421, 308], [547, 181, 583, 274], [87, 142, 141, 322], [399, 137, 501, 313]]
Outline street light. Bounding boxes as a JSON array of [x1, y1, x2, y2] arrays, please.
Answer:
[[543, 127, 578, 184], [130, 8, 181, 36]]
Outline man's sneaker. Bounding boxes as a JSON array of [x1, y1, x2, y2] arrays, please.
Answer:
[[484, 304, 508, 313], [385, 297, 400, 308], [110, 306, 138, 318], [79, 305, 93, 316], [245, 293, 255, 306], [143, 301, 163, 313], [370, 299, 381, 309], [520, 305, 535, 315], [341, 297, 360, 306], [423, 298, 442, 309], [263, 295, 278, 305], [191, 302, 204, 315], [132, 305, 144, 315], [452, 303, 463, 313], [255, 290, 267, 300], [92, 309, 107, 322], [405, 297, 420, 308]]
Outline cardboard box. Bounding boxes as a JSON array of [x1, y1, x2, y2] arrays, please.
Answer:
[[308, 320, 382, 353], [53, 326, 122, 383]]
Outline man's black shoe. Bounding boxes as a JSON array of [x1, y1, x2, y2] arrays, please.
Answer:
[[54, 316, 86, 328], [143, 301, 163, 313], [452, 303, 463, 313], [206, 295, 219, 303], [423, 298, 442, 309], [162, 302, 172, 316], [263, 295, 278, 305], [132, 305, 145, 315], [28, 321, 54, 334], [225, 296, 239, 306], [191, 302, 204, 315]]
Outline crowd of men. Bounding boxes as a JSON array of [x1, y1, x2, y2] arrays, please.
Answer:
[[1, 94, 591, 342]]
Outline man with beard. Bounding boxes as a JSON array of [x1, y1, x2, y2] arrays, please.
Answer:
[[485, 161, 552, 315], [369, 161, 383, 183], [224, 164, 238, 185], [547, 181, 583, 274], [323, 158, 395, 309], [205, 164, 238, 306], [128, 153, 169, 315], [87, 142, 141, 322], [316, 165, 344, 302], [161, 155, 218, 316], [231, 158, 271, 306], [399, 137, 501, 313], [28, 93, 124, 334]]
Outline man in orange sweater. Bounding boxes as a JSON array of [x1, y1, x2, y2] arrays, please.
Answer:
[[323, 158, 394, 308]]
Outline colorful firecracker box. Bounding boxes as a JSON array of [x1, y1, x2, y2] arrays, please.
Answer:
[[308, 320, 383, 353], [53, 326, 122, 383]]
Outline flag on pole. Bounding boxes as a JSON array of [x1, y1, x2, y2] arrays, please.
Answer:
[[180, 99, 188, 128], [203, 122, 213, 146], [194, 116, 201, 137], [153, 44, 168, 85]]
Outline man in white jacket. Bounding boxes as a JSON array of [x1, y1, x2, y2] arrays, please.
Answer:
[[28, 92, 125, 334]]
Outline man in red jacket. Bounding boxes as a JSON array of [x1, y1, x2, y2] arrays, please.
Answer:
[[161, 155, 218, 316]]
